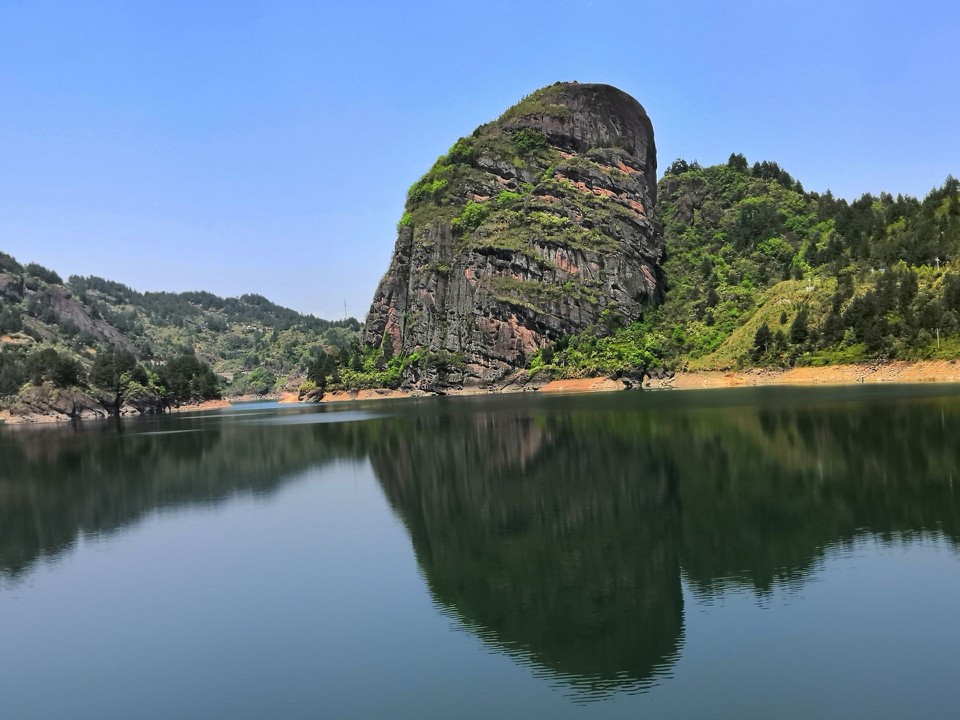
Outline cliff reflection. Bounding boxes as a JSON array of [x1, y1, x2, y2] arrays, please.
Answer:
[[369, 410, 683, 695], [367, 389, 960, 693]]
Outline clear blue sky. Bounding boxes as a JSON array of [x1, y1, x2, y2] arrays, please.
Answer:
[[1, 1, 958, 320]]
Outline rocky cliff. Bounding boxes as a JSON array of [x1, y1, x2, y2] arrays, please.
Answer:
[[363, 82, 664, 387]]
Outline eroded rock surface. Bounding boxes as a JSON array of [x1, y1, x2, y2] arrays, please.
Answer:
[[363, 82, 664, 387]]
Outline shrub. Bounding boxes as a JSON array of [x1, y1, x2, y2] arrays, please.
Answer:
[[512, 128, 548, 156], [451, 201, 490, 236]]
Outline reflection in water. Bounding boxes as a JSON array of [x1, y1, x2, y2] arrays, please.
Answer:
[[367, 389, 960, 696], [0, 412, 368, 579], [369, 412, 683, 697], [1, 388, 959, 697]]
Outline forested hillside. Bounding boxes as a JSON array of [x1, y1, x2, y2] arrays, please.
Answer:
[[0, 253, 358, 414], [534, 156, 960, 375], [5, 154, 959, 412]]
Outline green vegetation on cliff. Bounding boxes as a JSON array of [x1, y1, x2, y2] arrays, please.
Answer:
[[363, 82, 663, 387], [401, 120, 642, 262], [534, 156, 960, 377]]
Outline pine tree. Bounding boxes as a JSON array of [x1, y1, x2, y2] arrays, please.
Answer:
[[752, 323, 773, 362], [790, 307, 809, 345]]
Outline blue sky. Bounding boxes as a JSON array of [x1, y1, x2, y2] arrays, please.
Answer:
[[1, 1, 958, 319]]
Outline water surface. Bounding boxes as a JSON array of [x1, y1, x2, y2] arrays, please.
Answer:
[[1, 386, 959, 718]]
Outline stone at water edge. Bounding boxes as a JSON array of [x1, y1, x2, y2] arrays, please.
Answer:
[[363, 82, 664, 388]]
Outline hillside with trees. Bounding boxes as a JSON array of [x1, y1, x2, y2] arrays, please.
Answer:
[[530, 156, 960, 377], [0, 252, 359, 417], [5, 154, 959, 414]]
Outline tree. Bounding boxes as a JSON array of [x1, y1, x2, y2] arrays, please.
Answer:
[[0, 306, 22, 334], [789, 307, 809, 345], [157, 349, 221, 405], [727, 153, 749, 173], [51, 354, 83, 387], [0, 348, 26, 396], [24, 348, 84, 388], [24, 263, 63, 285], [666, 159, 690, 176], [0, 251, 22, 274], [245, 367, 277, 395], [944, 274, 960, 312], [307, 350, 339, 389], [751, 323, 773, 362], [773, 329, 787, 352], [91, 347, 137, 393], [820, 309, 845, 346], [937, 310, 957, 348]]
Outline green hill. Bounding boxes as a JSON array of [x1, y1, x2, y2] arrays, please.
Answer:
[[534, 156, 960, 376], [0, 253, 358, 415]]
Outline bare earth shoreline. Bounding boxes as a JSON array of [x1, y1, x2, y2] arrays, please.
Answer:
[[5, 360, 960, 425], [318, 359, 960, 402], [651, 359, 960, 390]]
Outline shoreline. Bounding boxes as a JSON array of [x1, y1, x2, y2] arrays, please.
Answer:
[[312, 359, 960, 404], [166, 399, 233, 414], [653, 359, 960, 390], [5, 359, 960, 425], [0, 398, 233, 426]]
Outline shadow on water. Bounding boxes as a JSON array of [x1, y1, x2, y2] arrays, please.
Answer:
[[2, 386, 960, 697]]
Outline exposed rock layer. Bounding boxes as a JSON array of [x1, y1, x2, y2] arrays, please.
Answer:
[[363, 82, 664, 386]]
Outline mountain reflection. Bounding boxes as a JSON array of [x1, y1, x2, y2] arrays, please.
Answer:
[[369, 411, 684, 695], [0, 411, 369, 578], [2, 388, 960, 695], [366, 389, 960, 695]]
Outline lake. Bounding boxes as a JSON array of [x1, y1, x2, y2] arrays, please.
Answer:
[[1, 386, 959, 719]]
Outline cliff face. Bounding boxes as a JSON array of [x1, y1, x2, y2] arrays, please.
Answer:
[[363, 82, 664, 387]]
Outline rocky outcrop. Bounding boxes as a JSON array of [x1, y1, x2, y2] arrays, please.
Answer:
[[1, 270, 138, 352], [0, 272, 24, 303], [2, 382, 164, 424], [364, 82, 664, 387], [96, 386, 164, 416], [6, 383, 111, 423]]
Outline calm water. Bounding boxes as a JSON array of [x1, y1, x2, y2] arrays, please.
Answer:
[[1, 387, 959, 719]]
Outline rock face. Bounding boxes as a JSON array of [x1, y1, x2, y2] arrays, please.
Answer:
[[0, 270, 137, 352], [363, 82, 664, 387], [7, 383, 110, 423], [3, 382, 167, 424]]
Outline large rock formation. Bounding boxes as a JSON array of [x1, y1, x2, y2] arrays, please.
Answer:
[[363, 82, 664, 387]]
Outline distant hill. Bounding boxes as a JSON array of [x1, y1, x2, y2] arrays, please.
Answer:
[[0, 251, 359, 416]]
